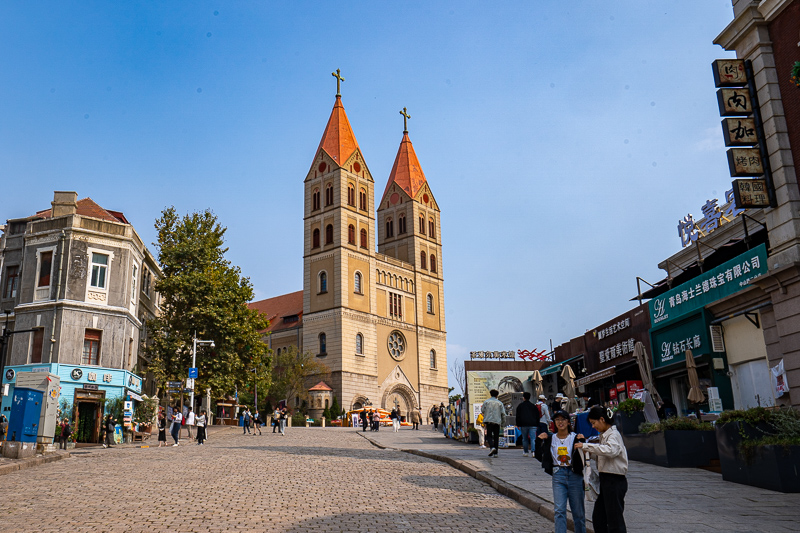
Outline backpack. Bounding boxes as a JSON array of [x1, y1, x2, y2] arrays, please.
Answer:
[[537, 403, 543, 416]]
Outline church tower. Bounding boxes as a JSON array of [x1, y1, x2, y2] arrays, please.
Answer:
[[303, 71, 380, 409]]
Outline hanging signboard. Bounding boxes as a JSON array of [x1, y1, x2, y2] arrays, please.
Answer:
[[649, 244, 768, 327], [650, 312, 711, 369], [732, 179, 770, 208], [717, 88, 752, 116], [727, 148, 764, 176], [712, 59, 747, 87], [721, 118, 758, 146]]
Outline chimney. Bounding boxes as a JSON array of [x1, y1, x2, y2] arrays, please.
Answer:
[[51, 191, 78, 217]]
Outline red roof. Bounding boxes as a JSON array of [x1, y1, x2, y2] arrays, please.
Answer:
[[248, 290, 303, 333], [308, 381, 332, 392], [382, 132, 428, 200], [35, 198, 127, 224], [316, 95, 359, 166]]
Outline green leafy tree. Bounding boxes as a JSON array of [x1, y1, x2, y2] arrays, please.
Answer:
[[148, 207, 270, 400], [268, 345, 328, 411], [330, 396, 340, 420]]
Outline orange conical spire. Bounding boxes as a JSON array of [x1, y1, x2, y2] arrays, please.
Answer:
[[383, 132, 428, 199], [316, 95, 359, 167]]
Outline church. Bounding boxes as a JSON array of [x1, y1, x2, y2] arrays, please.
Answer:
[[248, 72, 449, 419]]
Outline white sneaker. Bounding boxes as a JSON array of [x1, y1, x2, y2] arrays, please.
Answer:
[[480, 445, 486, 448], [172, 443, 178, 447], [102, 444, 107, 448], [522, 452, 529, 457]]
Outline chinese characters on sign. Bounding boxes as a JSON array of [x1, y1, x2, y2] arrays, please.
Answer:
[[717, 88, 752, 116], [599, 338, 635, 364], [678, 188, 744, 247], [722, 118, 757, 146], [712, 59, 747, 86], [469, 350, 516, 360], [596, 318, 630, 340], [88, 372, 97, 382], [727, 148, 764, 176], [103, 373, 112, 383], [732, 179, 769, 208], [660, 335, 702, 365]]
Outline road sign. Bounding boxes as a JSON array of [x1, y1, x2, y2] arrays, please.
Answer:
[[124, 401, 133, 411], [185, 378, 194, 389], [183, 388, 193, 393], [167, 389, 180, 394], [188, 367, 198, 379], [167, 381, 182, 387]]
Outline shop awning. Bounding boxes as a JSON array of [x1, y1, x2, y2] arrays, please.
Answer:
[[539, 355, 584, 377]]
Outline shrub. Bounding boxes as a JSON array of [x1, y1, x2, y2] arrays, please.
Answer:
[[617, 399, 645, 415], [715, 407, 774, 426], [638, 417, 713, 434]]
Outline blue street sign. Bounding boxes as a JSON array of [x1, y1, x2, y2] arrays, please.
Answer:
[[188, 367, 198, 379]]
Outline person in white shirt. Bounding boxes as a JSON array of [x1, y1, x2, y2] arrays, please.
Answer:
[[170, 408, 182, 446], [185, 407, 196, 439], [537, 395, 551, 434], [196, 410, 207, 445]]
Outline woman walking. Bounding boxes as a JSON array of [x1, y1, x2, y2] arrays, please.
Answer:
[[196, 409, 207, 445], [170, 407, 182, 446], [534, 411, 586, 533], [390, 408, 400, 432], [157, 412, 167, 447], [253, 410, 262, 435], [103, 415, 116, 448], [575, 406, 629, 533], [58, 418, 71, 449]]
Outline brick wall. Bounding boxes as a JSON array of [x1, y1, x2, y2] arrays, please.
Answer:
[[769, 3, 800, 186]]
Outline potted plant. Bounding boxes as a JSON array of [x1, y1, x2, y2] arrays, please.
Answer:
[[715, 407, 800, 492], [624, 417, 717, 468], [615, 399, 646, 435]]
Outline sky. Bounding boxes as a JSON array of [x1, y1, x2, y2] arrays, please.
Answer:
[[0, 1, 739, 392]]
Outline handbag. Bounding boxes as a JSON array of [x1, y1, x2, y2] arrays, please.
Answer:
[[583, 450, 600, 502]]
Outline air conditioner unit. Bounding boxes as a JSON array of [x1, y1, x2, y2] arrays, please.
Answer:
[[710, 325, 725, 353]]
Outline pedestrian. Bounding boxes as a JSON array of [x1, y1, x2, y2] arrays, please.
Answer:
[[185, 407, 195, 440], [481, 389, 506, 457], [171, 406, 182, 446], [279, 407, 287, 436], [475, 412, 486, 448], [242, 407, 252, 435], [196, 409, 207, 445], [575, 406, 629, 533], [516, 391, 540, 458], [103, 415, 116, 448], [273, 407, 281, 433], [157, 411, 167, 447], [59, 418, 71, 449], [431, 406, 440, 430], [0, 414, 7, 442], [410, 408, 421, 430], [535, 411, 587, 533], [359, 409, 368, 432], [253, 409, 262, 435], [372, 410, 380, 431], [537, 394, 552, 435], [390, 408, 400, 432]]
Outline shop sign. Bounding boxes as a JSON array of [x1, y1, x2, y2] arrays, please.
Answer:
[[732, 179, 769, 208], [649, 244, 767, 327], [717, 88, 752, 116], [616, 383, 626, 393], [678, 188, 744, 247], [599, 338, 635, 364], [712, 59, 747, 87], [650, 312, 711, 369], [469, 350, 516, 360], [576, 367, 616, 387], [727, 148, 763, 176], [83, 384, 99, 391], [627, 381, 644, 395], [609, 388, 617, 400], [722, 118, 758, 146], [596, 318, 630, 340]]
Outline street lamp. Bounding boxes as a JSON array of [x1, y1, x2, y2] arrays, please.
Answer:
[[191, 333, 214, 411]]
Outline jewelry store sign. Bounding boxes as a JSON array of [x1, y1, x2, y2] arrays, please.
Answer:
[[648, 243, 768, 327]]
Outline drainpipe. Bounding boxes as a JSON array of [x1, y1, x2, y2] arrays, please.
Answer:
[[49, 230, 67, 362]]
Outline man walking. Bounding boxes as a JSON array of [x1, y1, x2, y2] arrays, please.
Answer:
[[185, 407, 195, 440], [481, 389, 506, 457], [359, 409, 368, 432], [410, 408, 422, 430], [242, 407, 252, 435], [537, 394, 551, 435], [516, 391, 540, 457]]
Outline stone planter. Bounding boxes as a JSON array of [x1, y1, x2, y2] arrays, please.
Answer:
[[624, 430, 718, 468], [615, 411, 646, 435], [716, 421, 772, 485], [716, 421, 799, 492]]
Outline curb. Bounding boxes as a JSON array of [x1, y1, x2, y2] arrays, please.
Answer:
[[358, 433, 593, 533], [0, 450, 72, 477]]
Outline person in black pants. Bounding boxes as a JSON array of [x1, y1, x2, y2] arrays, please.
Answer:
[[515, 391, 540, 457]]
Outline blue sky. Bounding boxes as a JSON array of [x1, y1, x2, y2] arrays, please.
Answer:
[[0, 1, 738, 390]]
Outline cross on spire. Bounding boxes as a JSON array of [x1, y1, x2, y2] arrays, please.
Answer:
[[400, 107, 411, 133], [332, 69, 345, 96]]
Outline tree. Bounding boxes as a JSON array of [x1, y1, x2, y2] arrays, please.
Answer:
[[450, 359, 466, 396], [147, 207, 270, 401], [330, 396, 340, 420], [267, 345, 328, 411]]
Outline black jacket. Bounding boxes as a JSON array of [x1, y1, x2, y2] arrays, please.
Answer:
[[534, 433, 585, 476], [515, 400, 540, 427]]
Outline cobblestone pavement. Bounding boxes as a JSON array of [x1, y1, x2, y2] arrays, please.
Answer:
[[364, 426, 800, 533], [0, 427, 552, 532]]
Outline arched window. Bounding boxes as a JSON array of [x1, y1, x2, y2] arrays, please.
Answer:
[[427, 293, 434, 314], [325, 224, 333, 245], [312, 188, 320, 211], [312, 228, 320, 249], [429, 217, 435, 239], [319, 333, 327, 355], [354, 272, 362, 294], [419, 215, 426, 234], [398, 213, 407, 234], [347, 184, 355, 206], [359, 188, 367, 211], [355, 333, 363, 355], [325, 399, 329, 408], [318, 271, 327, 293], [386, 218, 394, 238], [430, 349, 437, 369], [360, 228, 367, 249], [348, 225, 355, 245], [420, 252, 427, 270], [430, 254, 437, 273], [325, 183, 334, 206]]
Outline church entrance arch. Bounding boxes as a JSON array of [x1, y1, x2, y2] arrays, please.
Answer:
[[351, 395, 370, 412], [382, 384, 417, 420]]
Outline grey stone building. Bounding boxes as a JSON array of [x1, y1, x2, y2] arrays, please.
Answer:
[[1, 191, 161, 442]]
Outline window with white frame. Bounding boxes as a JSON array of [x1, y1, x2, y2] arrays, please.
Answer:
[[90, 252, 109, 289]]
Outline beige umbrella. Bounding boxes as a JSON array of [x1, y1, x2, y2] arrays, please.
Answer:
[[685, 349, 705, 403], [561, 365, 579, 413], [531, 370, 543, 398], [632, 342, 662, 406]]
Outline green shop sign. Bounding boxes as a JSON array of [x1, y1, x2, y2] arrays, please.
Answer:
[[651, 312, 711, 369], [648, 243, 767, 328]]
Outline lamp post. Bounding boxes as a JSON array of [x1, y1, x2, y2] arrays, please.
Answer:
[[191, 333, 214, 411]]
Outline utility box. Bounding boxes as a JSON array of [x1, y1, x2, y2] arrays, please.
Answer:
[[7, 388, 43, 443], [14, 372, 61, 444]]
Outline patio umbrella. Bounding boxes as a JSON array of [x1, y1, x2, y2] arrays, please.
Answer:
[[632, 342, 662, 406], [531, 370, 543, 398], [561, 365, 579, 413], [685, 349, 705, 404]]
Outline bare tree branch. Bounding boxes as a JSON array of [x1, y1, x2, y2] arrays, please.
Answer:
[[450, 359, 466, 396]]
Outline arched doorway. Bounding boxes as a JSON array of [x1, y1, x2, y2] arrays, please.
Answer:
[[382, 385, 417, 421]]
